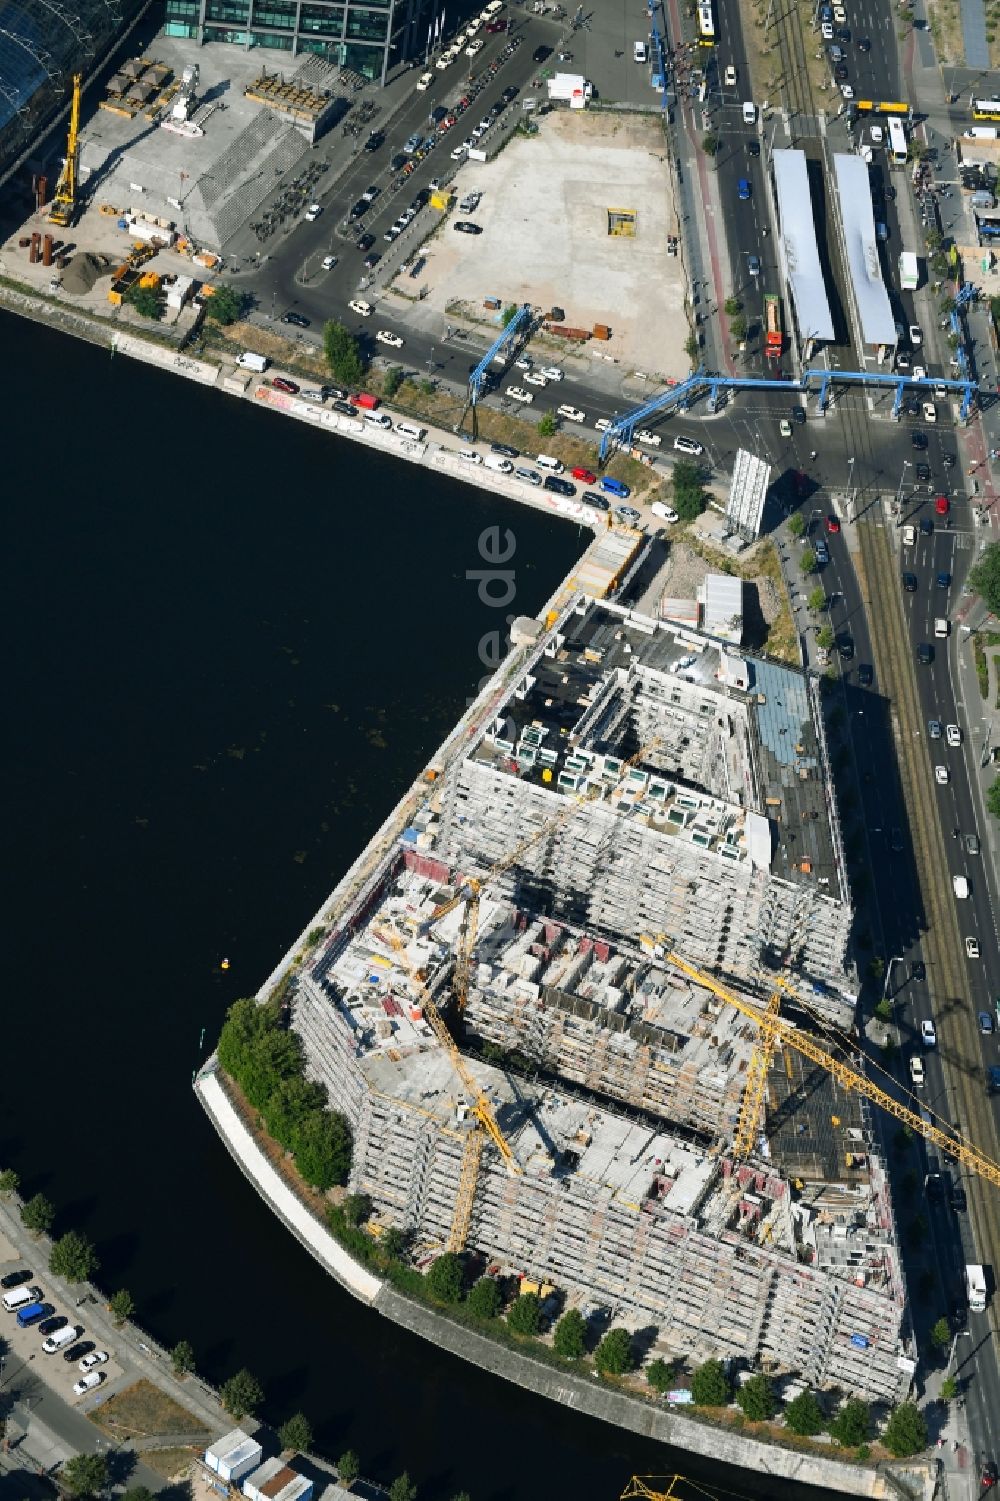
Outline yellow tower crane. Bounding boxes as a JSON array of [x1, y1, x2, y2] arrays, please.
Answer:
[[667, 952, 1000, 1189], [49, 73, 82, 228], [385, 736, 661, 1250], [620, 1478, 720, 1500]]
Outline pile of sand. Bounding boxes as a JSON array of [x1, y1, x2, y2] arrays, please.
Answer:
[[62, 252, 113, 297]]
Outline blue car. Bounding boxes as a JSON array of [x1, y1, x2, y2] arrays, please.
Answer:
[[737, 178, 751, 200], [599, 476, 631, 499]]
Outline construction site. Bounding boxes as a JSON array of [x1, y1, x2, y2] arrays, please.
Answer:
[[274, 591, 947, 1405]]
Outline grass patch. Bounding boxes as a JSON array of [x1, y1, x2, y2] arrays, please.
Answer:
[[974, 634, 989, 699], [927, 0, 966, 63], [135, 1448, 199, 1480], [92, 1380, 205, 1441], [681, 532, 798, 662]]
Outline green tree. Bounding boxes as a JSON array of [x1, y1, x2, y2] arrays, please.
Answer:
[[49, 1230, 99, 1284], [788, 512, 806, 537], [816, 625, 835, 651], [723, 296, 743, 317], [502, 303, 519, 327], [988, 775, 1000, 821], [109, 1288, 135, 1323], [263, 1075, 328, 1153], [671, 458, 707, 521], [204, 284, 246, 325], [466, 1276, 501, 1320], [691, 1359, 730, 1406], [882, 1401, 927, 1457], [382, 1227, 406, 1260], [970, 545, 1000, 615], [729, 313, 748, 343], [279, 1412, 314, 1452], [383, 366, 404, 398], [342, 1193, 372, 1227], [940, 1376, 958, 1402], [737, 1373, 777, 1422], [388, 1473, 417, 1501], [552, 1308, 586, 1360], [337, 1451, 360, 1486], [170, 1339, 196, 1376], [0, 1168, 20, 1193], [537, 411, 557, 438], [594, 1327, 634, 1377], [21, 1193, 54, 1234], [426, 1252, 463, 1304], [646, 1357, 675, 1394], [784, 1389, 824, 1436], [507, 1292, 541, 1336], [221, 1368, 264, 1420], [801, 548, 817, 575], [807, 586, 826, 613], [122, 1488, 154, 1501], [702, 133, 720, 156], [61, 1453, 109, 1497], [930, 1316, 951, 1351], [126, 284, 163, 320], [684, 333, 699, 363], [323, 319, 365, 388], [829, 1397, 869, 1447], [291, 1109, 353, 1190]]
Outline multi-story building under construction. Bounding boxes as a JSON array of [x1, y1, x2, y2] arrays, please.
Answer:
[[284, 596, 910, 1401]]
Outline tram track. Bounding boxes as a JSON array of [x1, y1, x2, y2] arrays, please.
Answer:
[[771, 0, 820, 130], [852, 504, 1000, 1307]]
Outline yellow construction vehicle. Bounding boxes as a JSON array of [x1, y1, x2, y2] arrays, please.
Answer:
[[667, 952, 1000, 1189], [49, 73, 82, 228]]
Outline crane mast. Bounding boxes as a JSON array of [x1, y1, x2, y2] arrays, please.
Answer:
[[49, 73, 82, 228]]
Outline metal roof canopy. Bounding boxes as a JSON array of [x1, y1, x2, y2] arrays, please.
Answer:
[[727, 448, 771, 540], [833, 153, 897, 348], [772, 150, 835, 344]]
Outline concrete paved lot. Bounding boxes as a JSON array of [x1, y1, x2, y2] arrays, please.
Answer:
[[411, 110, 688, 379], [0, 1252, 124, 1408]]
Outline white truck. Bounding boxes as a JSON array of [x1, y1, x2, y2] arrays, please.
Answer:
[[237, 352, 269, 373], [898, 251, 919, 291], [966, 1263, 987, 1312]]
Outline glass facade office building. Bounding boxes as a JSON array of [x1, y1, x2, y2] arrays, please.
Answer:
[[0, 0, 144, 186], [163, 0, 435, 84]]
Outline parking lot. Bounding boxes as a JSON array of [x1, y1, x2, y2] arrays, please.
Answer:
[[402, 109, 687, 379], [1, 1242, 122, 1409]]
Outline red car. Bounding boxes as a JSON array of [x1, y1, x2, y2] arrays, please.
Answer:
[[826, 514, 840, 533], [271, 378, 300, 395], [572, 466, 597, 484], [935, 493, 950, 515], [486, 17, 508, 30]]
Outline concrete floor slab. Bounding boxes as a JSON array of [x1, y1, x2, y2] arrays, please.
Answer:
[[405, 110, 687, 380]]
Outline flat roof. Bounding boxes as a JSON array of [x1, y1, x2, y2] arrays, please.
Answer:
[[833, 154, 897, 348], [772, 150, 835, 343]]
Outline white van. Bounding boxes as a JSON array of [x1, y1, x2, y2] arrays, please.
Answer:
[[484, 454, 513, 473], [43, 1323, 81, 1354], [237, 351, 269, 373], [934, 617, 950, 638], [395, 421, 427, 440], [3, 1285, 41, 1313], [456, 448, 483, 465], [954, 875, 969, 899], [535, 453, 564, 473], [742, 101, 756, 125], [964, 126, 998, 140]]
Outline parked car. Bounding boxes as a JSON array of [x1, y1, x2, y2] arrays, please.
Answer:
[[79, 1351, 109, 1372], [63, 1341, 95, 1363], [571, 467, 597, 483], [73, 1371, 105, 1397], [558, 406, 586, 424], [0, 1270, 33, 1290], [651, 501, 679, 522], [454, 221, 483, 234], [281, 311, 310, 328], [506, 386, 534, 404]]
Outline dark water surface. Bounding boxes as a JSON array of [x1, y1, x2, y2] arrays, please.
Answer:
[[3, 311, 834, 1501]]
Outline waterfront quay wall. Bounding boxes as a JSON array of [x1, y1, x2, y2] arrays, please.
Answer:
[[195, 1066, 922, 1501]]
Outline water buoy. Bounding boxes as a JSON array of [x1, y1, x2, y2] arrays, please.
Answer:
[[221, 957, 231, 971]]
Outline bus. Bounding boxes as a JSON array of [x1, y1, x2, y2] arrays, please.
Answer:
[[855, 99, 909, 115], [696, 2, 715, 45], [887, 116, 907, 165], [764, 293, 783, 358], [971, 98, 1000, 120]]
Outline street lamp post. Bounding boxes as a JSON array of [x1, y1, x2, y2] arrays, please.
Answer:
[[883, 955, 904, 1002], [847, 455, 856, 520], [947, 1327, 972, 1375], [894, 459, 911, 522]]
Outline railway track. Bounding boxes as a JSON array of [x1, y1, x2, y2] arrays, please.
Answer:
[[771, 0, 820, 131], [852, 502, 1000, 1307]]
